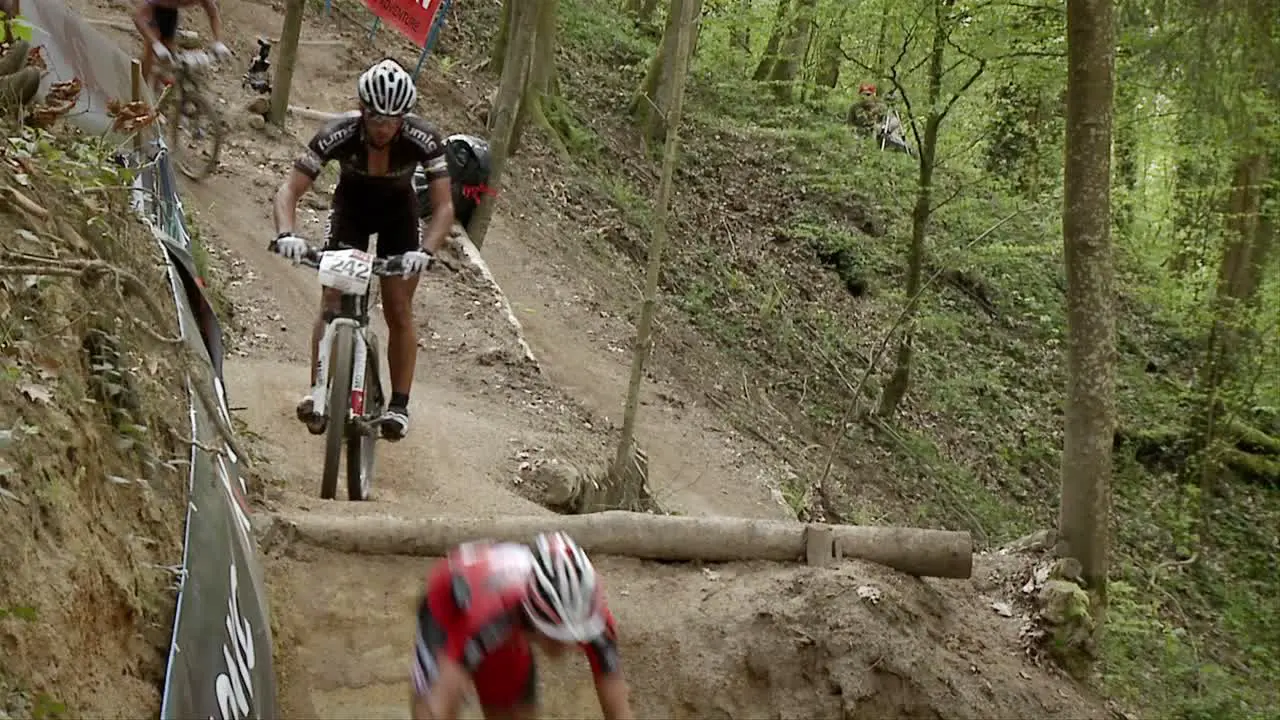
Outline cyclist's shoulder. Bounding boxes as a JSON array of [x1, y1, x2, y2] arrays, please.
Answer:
[[306, 110, 362, 154], [400, 114, 446, 156]]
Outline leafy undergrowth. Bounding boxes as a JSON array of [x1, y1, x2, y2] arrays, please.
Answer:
[[0, 122, 189, 717], [434, 0, 1280, 715]]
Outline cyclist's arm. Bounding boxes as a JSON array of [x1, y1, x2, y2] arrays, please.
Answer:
[[132, 0, 162, 46], [409, 655, 469, 720], [273, 169, 313, 237], [196, 0, 225, 43], [585, 616, 633, 720], [594, 671, 635, 720], [277, 136, 332, 236]]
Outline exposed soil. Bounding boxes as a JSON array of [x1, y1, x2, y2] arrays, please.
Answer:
[[42, 2, 1113, 719], [0, 123, 189, 718]]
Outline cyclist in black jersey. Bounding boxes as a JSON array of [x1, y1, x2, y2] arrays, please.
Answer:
[[270, 58, 454, 442]]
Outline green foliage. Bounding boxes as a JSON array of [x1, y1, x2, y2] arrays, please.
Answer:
[[516, 0, 1280, 714]]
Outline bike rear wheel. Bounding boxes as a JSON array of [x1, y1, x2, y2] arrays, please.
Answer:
[[345, 337, 382, 501], [165, 80, 223, 181], [321, 324, 355, 500]]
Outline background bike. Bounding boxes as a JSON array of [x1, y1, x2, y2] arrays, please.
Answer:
[[267, 239, 413, 501], [156, 47, 224, 181]]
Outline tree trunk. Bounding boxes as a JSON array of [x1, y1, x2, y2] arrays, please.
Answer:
[[765, 0, 817, 102], [1195, 153, 1270, 496], [1059, 0, 1116, 612], [264, 512, 975, 578], [631, 0, 701, 144], [510, 0, 567, 158], [752, 0, 790, 81], [876, 0, 947, 418], [811, 7, 848, 92], [466, 0, 536, 249], [873, 0, 890, 75], [610, 0, 697, 509], [491, 0, 514, 75]]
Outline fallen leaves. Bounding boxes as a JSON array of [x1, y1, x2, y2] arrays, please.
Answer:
[[108, 98, 159, 134], [24, 44, 46, 70], [26, 79, 82, 130]]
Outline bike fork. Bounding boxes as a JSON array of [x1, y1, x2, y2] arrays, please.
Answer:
[[311, 319, 377, 429], [311, 318, 356, 419]]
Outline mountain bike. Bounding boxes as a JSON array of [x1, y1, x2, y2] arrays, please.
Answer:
[[267, 239, 414, 501], [157, 48, 224, 181]]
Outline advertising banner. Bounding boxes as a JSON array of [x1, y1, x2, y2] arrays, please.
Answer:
[[362, 0, 443, 47]]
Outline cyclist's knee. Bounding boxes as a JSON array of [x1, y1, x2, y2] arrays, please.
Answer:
[[382, 297, 414, 331]]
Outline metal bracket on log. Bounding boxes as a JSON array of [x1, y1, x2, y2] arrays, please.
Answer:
[[804, 525, 840, 567]]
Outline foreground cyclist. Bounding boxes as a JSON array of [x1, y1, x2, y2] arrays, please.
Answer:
[[271, 58, 454, 441], [412, 532, 635, 720], [132, 0, 231, 92]]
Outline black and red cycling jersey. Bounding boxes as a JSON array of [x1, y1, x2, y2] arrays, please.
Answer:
[[412, 541, 621, 709]]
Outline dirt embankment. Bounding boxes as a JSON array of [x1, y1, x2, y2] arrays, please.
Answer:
[[0, 122, 189, 716]]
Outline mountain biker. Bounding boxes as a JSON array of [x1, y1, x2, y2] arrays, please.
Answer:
[[412, 532, 635, 720], [271, 58, 454, 442], [132, 0, 231, 92]]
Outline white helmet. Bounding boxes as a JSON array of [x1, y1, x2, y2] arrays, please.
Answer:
[[523, 532, 606, 643], [357, 59, 417, 116]]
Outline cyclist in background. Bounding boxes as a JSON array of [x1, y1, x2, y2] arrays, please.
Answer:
[[132, 0, 231, 92], [271, 58, 454, 442], [411, 532, 635, 720]]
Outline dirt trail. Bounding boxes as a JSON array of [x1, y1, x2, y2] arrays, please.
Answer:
[[73, 2, 1110, 717]]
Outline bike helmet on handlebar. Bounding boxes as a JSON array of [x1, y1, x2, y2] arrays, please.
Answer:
[[357, 58, 417, 116], [523, 531, 607, 644]]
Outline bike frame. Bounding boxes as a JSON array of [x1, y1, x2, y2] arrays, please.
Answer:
[[310, 291, 384, 430]]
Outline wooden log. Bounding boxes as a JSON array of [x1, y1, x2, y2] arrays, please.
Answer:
[[805, 525, 835, 567], [832, 524, 972, 579], [263, 511, 973, 578]]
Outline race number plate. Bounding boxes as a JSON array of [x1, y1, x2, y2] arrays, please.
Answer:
[[317, 248, 374, 295]]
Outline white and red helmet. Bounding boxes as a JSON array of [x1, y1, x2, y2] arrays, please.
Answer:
[[523, 531, 606, 643]]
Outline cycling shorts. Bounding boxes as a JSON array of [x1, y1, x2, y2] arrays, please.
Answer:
[[324, 183, 421, 259], [412, 598, 539, 710], [149, 5, 179, 41]]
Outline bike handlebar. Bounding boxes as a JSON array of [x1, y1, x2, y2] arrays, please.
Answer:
[[267, 240, 414, 276]]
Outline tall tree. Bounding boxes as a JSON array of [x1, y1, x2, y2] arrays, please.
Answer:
[[609, 0, 700, 509], [875, 0, 984, 417], [764, 0, 817, 102], [752, 0, 790, 80], [468, 0, 538, 248], [632, 0, 703, 143], [490, 0, 568, 157], [1058, 0, 1116, 608]]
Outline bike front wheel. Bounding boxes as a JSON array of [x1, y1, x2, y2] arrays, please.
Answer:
[[321, 324, 355, 500], [345, 333, 381, 501], [165, 81, 223, 181]]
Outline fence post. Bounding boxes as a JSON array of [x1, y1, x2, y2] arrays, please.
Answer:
[[130, 59, 143, 153], [411, 0, 453, 80], [269, 0, 306, 126]]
